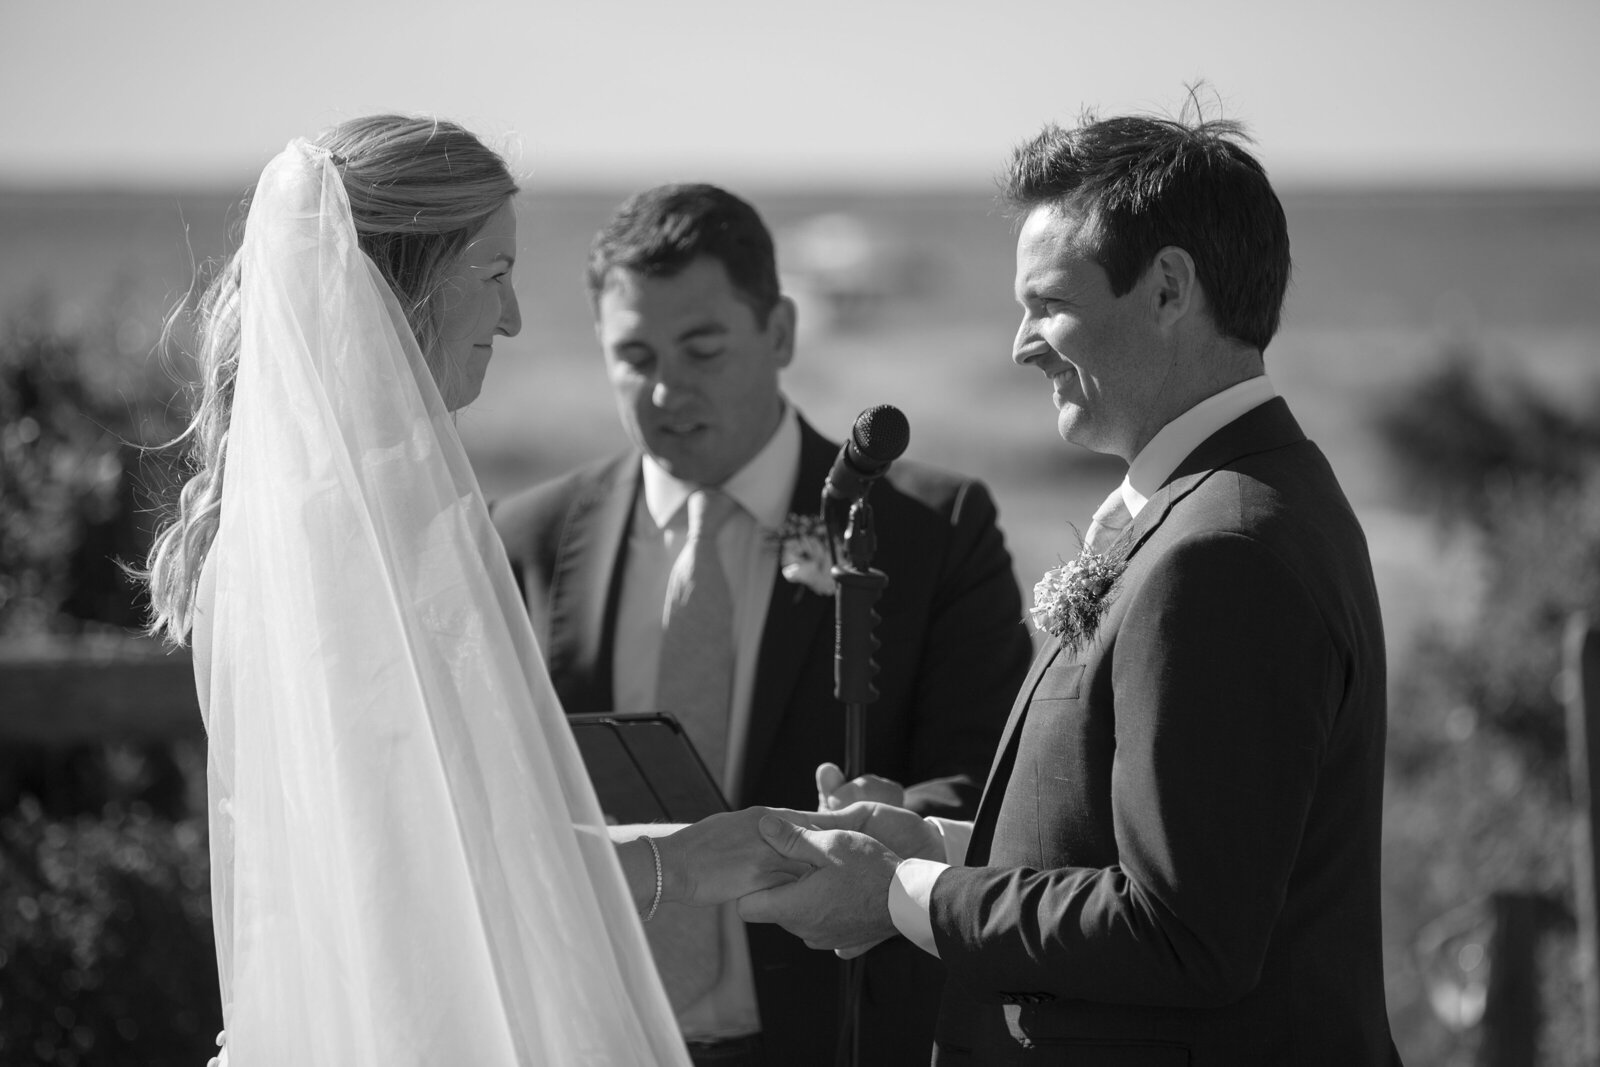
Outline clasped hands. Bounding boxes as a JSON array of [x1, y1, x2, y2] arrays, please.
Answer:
[[208, 767, 937, 1066], [648, 763, 944, 957]]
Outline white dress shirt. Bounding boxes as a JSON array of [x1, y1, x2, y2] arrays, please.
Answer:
[[611, 403, 800, 1038], [887, 375, 1278, 957]]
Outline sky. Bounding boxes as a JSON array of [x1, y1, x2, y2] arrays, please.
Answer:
[[6, 0, 1598, 190]]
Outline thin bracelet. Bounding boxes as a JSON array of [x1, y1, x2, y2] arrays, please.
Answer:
[[641, 836, 664, 922]]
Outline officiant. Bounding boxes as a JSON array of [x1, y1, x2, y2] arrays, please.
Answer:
[[492, 184, 1034, 1067]]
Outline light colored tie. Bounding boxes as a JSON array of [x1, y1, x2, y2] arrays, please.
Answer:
[[655, 488, 739, 784], [1084, 487, 1132, 556], [648, 488, 738, 1014]]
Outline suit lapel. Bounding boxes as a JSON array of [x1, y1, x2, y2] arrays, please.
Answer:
[[1109, 396, 1309, 569], [731, 419, 836, 806], [966, 399, 1309, 858], [548, 457, 639, 713]]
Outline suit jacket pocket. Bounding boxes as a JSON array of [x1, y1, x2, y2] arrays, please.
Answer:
[[1032, 661, 1085, 702]]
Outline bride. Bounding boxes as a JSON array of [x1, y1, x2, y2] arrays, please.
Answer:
[[140, 115, 790, 1065]]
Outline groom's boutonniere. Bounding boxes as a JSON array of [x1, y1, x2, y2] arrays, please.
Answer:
[[770, 513, 837, 596], [1029, 544, 1126, 651]]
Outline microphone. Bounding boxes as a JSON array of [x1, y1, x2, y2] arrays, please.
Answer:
[[822, 404, 911, 507], [821, 407, 909, 1067]]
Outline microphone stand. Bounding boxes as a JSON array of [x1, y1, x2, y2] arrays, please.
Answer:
[[826, 494, 887, 1067]]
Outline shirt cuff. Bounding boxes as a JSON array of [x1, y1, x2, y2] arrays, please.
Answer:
[[926, 816, 973, 866], [888, 858, 948, 958]]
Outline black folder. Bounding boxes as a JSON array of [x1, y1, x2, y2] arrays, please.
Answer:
[[568, 711, 729, 823]]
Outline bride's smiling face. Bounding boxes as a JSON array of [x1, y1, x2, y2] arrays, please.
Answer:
[[433, 200, 522, 410]]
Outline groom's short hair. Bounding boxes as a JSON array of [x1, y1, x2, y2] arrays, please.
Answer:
[[1001, 107, 1291, 353], [586, 183, 782, 326]]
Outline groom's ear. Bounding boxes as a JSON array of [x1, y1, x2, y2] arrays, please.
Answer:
[[1146, 246, 1199, 332]]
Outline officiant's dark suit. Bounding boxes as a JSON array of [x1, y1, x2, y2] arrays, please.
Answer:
[[492, 184, 1033, 1066]]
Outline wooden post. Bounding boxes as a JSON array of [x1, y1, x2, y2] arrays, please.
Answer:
[[1566, 612, 1600, 1063], [1477, 891, 1543, 1067]]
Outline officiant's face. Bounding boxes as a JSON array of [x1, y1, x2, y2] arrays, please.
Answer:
[[1012, 205, 1166, 462], [597, 256, 795, 486]]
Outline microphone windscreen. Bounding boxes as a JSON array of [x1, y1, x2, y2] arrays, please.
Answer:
[[852, 404, 910, 465]]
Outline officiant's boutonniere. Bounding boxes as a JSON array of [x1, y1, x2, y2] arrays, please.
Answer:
[[1029, 545, 1126, 650], [770, 513, 837, 596]]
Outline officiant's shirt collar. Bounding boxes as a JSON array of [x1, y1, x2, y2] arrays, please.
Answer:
[[643, 400, 799, 530], [1121, 374, 1277, 517]]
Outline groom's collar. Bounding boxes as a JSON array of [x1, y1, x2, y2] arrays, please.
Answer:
[[1119, 374, 1277, 518], [1109, 394, 1306, 574]]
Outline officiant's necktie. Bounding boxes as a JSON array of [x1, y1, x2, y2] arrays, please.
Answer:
[[655, 488, 739, 784], [648, 488, 738, 1014], [1085, 487, 1133, 556]]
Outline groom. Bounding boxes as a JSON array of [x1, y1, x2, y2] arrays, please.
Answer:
[[742, 111, 1403, 1064], [492, 184, 1033, 1066]]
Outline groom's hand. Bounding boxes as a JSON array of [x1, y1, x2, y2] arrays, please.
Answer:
[[656, 808, 812, 909], [737, 816, 901, 951]]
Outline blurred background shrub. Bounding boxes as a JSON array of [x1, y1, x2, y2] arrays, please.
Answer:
[[0, 302, 220, 1066], [1373, 347, 1600, 1065], [0, 296, 184, 637], [1374, 347, 1600, 775], [0, 796, 217, 1067]]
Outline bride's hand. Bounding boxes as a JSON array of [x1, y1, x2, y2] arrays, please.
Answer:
[[655, 808, 814, 908]]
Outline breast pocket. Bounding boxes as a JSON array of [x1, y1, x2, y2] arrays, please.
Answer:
[[1012, 660, 1117, 867], [1032, 661, 1085, 702]]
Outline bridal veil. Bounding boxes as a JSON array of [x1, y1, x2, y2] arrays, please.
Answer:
[[196, 141, 688, 1065]]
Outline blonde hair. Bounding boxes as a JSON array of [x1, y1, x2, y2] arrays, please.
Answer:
[[139, 115, 518, 646]]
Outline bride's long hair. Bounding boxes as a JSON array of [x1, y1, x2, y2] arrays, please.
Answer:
[[140, 115, 518, 646]]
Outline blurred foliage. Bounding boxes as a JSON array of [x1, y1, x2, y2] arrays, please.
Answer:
[[0, 738, 214, 1067], [1, 303, 218, 1065], [0, 297, 186, 636], [1371, 345, 1600, 531], [1374, 346, 1600, 774], [0, 800, 220, 1067], [1383, 695, 1583, 1064], [1373, 346, 1600, 1064]]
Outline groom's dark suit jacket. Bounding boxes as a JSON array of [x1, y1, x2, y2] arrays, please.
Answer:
[[493, 414, 1033, 1067], [928, 399, 1401, 1066]]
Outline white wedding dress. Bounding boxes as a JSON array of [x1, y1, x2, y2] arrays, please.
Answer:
[[193, 141, 689, 1065]]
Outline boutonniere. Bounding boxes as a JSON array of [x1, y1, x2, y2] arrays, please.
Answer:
[[1029, 544, 1126, 650], [769, 513, 837, 596]]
